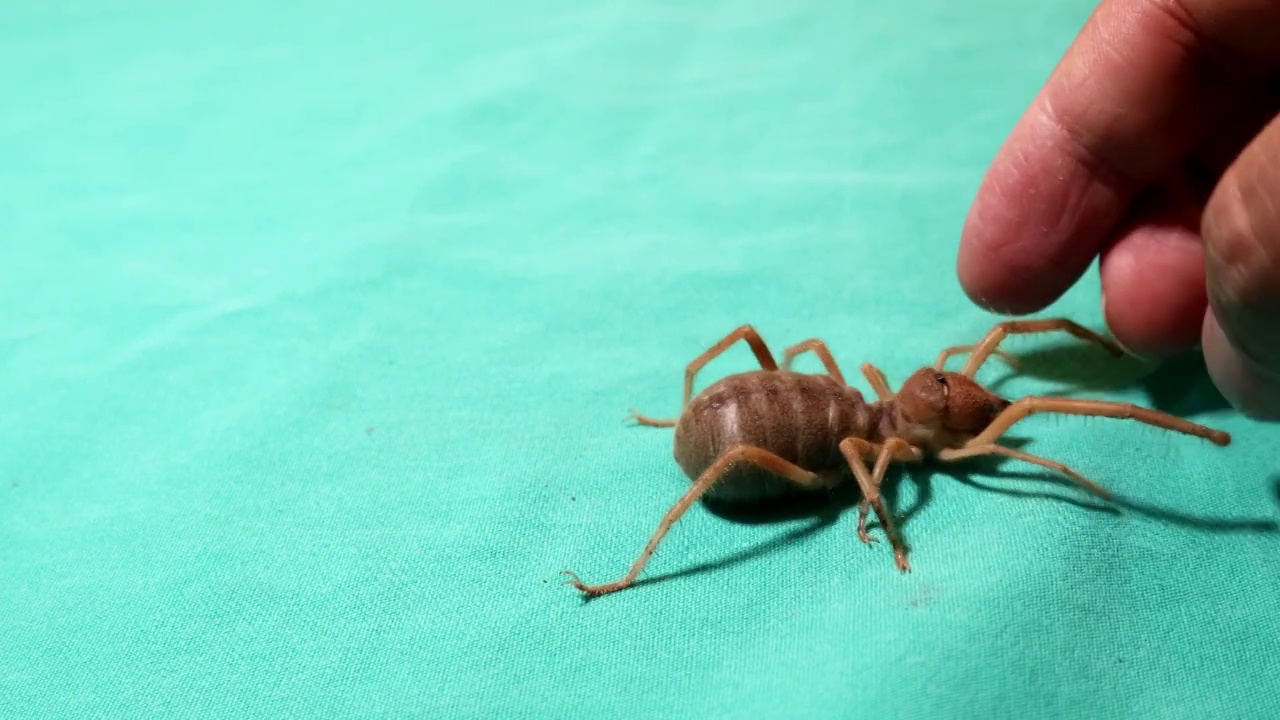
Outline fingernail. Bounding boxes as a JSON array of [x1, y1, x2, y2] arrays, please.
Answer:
[[1101, 288, 1153, 361], [1202, 312, 1280, 421]]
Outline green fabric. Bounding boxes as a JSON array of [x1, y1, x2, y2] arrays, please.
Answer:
[[4, 2, 1279, 717]]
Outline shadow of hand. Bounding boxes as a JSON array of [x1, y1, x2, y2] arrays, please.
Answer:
[[941, 455, 1278, 534], [984, 344, 1230, 417]]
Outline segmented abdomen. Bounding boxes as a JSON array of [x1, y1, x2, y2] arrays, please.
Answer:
[[672, 370, 875, 503]]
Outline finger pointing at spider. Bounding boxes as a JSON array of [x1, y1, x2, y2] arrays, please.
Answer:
[[956, 0, 1280, 420]]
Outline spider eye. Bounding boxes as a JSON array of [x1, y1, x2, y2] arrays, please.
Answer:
[[934, 373, 947, 385]]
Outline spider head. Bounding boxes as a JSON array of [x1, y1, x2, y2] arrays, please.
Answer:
[[896, 367, 1011, 436]]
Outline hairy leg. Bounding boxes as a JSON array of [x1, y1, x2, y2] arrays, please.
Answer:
[[933, 345, 1021, 371], [958, 318, 1124, 378], [562, 445, 823, 597], [839, 437, 922, 572], [839, 438, 882, 544], [860, 363, 893, 400], [781, 338, 847, 385], [629, 324, 779, 427], [936, 443, 1112, 499], [966, 396, 1231, 448], [626, 411, 678, 428]]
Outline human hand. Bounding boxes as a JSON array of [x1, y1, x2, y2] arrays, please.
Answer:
[[956, 0, 1280, 420]]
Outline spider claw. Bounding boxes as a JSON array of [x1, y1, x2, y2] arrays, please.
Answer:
[[560, 570, 621, 597], [894, 552, 912, 573]]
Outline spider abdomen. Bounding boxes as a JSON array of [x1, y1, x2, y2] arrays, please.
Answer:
[[672, 370, 877, 502]]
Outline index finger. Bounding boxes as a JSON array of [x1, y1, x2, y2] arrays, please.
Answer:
[[956, 0, 1280, 314]]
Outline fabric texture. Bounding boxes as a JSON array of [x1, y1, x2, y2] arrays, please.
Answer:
[[3, 2, 1279, 717]]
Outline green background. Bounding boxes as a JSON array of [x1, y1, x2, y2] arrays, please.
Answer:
[[4, 2, 1278, 717]]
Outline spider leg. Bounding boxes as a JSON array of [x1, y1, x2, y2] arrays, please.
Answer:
[[562, 444, 823, 597]]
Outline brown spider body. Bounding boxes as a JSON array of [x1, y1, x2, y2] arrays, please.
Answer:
[[562, 318, 1232, 598], [672, 370, 878, 503]]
